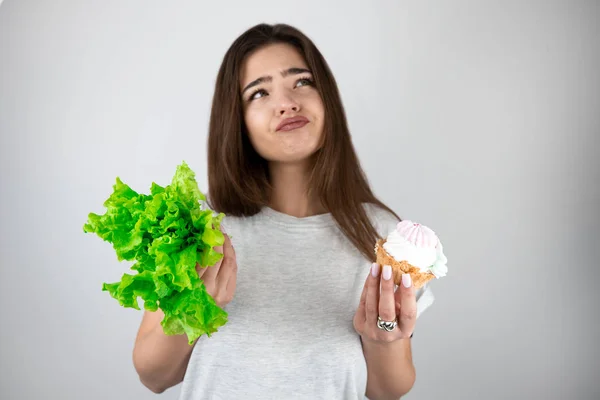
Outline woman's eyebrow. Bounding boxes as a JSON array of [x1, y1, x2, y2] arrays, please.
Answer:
[[241, 67, 312, 95]]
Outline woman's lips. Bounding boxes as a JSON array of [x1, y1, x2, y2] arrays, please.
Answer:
[[278, 121, 308, 131], [276, 116, 309, 131]]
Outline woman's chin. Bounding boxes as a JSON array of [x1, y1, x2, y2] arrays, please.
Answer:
[[266, 148, 321, 165], [262, 137, 322, 165]]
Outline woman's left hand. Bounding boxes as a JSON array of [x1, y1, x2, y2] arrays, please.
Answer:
[[353, 263, 416, 343]]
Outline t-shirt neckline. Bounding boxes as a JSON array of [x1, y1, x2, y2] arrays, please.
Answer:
[[259, 206, 337, 229]]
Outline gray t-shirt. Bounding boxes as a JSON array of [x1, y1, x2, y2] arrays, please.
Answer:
[[178, 203, 435, 400]]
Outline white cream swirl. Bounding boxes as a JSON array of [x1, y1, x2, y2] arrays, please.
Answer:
[[382, 220, 448, 278]]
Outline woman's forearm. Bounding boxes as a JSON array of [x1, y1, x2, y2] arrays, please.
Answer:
[[362, 338, 416, 400], [132, 311, 197, 393]]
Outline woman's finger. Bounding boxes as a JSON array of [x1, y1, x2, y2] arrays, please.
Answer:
[[216, 234, 236, 289], [225, 264, 237, 296], [365, 263, 381, 325], [378, 265, 396, 323], [396, 273, 417, 336], [198, 240, 225, 281]]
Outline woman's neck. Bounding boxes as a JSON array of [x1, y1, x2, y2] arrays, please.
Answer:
[[267, 161, 326, 218]]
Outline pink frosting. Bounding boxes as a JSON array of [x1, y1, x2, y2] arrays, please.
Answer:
[[395, 220, 438, 249]]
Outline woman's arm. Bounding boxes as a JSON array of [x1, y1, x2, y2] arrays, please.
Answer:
[[133, 234, 238, 393], [362, 338, 416, 399], [353, 263, 419, 399], [132, 309, 196, 393]]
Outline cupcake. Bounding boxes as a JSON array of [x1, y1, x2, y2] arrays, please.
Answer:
[[374, 220, 448, 289]]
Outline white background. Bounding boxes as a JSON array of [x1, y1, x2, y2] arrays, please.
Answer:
[[1, 1, 598, 399]]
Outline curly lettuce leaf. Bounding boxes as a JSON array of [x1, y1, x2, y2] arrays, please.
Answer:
[[84, 161, 227, 344]]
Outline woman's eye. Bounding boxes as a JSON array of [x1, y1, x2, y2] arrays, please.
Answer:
[[249, 89, 267, 101], [296, 78, 313, 88]]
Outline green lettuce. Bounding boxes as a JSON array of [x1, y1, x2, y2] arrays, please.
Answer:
[[83, 161, 227, 344]]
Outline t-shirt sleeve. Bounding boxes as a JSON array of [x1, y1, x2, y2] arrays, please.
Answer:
[[365, 203, 436, 320]]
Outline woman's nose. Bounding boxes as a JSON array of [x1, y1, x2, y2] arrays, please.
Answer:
[[276, 94, 301, 115]]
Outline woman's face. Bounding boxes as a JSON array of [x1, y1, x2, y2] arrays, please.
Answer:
[[239, 43, 325, 165]]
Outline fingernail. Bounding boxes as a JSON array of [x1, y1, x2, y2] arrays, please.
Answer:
[[402, 273, 412, 288], [382, 265, 392, 281], [371, 263, 380, 277]]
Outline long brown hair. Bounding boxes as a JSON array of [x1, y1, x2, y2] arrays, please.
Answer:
[[206, 23, 400, 261]]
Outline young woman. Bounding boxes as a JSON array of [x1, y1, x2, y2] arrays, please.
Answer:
[[132, 23, 435, 399]]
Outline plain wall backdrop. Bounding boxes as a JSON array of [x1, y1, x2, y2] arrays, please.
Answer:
[[1, 1, 599, 399]]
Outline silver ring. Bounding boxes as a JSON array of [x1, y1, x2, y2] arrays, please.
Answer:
[[377, 316, 398, 332]]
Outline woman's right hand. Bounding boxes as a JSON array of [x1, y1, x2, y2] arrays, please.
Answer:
[[134, 235, 236, 393], [196, 233, 237, 308]]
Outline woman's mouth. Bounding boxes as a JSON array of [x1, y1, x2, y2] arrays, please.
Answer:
[[276, 116, 309, 132]]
